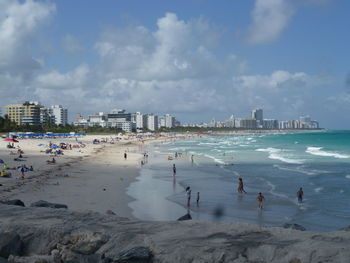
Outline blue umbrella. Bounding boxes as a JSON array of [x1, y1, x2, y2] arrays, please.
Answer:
[[50, 145, 60, 149]]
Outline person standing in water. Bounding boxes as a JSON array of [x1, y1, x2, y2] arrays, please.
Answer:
[[257, 192, 265, 210], [196, 192, 200, 205], [297, 187, 304, 203], [237, 178, 247, 194], [173, 164, 176, 175], [191, 155, 194, 163], [186, 186, 192, 207], [124, 152, 127, 160]]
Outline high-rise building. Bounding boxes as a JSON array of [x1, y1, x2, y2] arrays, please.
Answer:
[[240, 118, 257, 129], [135, 112, 147, 129], [48, 105, 68, 126], [158, 116, 166, 129], [5, 101, 43, 126], [252, 109, 263, 128], [146, 114, 158, 131], [165, 114, 175, 128]]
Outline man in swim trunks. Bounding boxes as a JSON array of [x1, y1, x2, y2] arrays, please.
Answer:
[[238, 178, 247, 194], [257, 192, 265, 210], [297, 187, 304, 203]]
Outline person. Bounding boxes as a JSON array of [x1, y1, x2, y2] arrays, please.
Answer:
[[297, 187, 304, 203], [47, 157, 56, 164], [175, 152, 178, 158], [238, 178, 247, 194], [196, 192, 200, 205], [173, 164, 176, 175], [257, 192, 265, 210], [20, 166, 25, 179], [191, 155, 194, 163], [186, 186, 192, 207], [29, 165, 34, 171], [124, 152, 127, 160]]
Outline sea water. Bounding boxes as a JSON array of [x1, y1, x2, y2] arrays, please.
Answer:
[[128, 130, 350, 231]]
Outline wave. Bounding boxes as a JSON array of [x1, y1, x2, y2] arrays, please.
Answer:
[[314, 187, 323, 193], [203, 154, 225, 165], [273, 165, 317, 175], [306, 147, 350, 159], [345, 175, 350, 179], [256, 148, 305, 164]]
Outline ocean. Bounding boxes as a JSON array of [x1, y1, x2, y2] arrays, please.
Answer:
[[128, 130, 350, 231]]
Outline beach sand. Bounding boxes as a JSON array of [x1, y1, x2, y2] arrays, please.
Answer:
[[0, 135, 144, 219], [0, 133, 198, 219]]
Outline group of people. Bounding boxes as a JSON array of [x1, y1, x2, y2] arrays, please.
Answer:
[[238, 178, 304, 210]]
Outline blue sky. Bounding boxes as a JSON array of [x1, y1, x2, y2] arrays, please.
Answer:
[[1, 0, 350, 128]]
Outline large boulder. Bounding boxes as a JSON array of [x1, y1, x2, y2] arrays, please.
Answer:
[[0, 232, 23, 258], [114, 247, 153, 263], [282, 223, 306, 231], [70, 232, 109, 255], [30, 200, 67, 209], [0, 200, 25, 207]]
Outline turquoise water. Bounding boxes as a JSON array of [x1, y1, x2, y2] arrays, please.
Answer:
[[129, 131, 350, 231]]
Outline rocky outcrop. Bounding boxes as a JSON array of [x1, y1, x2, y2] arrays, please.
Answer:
[[1, 204, 350, 262], [0, 200, 25, 207], [177, 213, 192, 221], [30, 200, 68, 209], [282, 223, 306, 231]]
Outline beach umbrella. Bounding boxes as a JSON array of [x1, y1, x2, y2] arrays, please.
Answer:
[[4, 138, 19, 143]]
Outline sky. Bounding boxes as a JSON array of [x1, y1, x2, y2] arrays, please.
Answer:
[[0, 0, 349, 128]]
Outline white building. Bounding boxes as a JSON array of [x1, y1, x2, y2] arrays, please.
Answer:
[[252, 109, 263, 128], [158, 116, 166, 129], [165, 114, 175, 128], [48, 105, 68, 126], [147, 114, 158, 131], [134, 112, 147, 130]]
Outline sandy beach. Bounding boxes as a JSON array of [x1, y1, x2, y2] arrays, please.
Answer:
[[0, 133, 200, 219]]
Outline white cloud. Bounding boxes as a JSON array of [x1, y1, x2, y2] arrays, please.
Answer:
[[0, 0, 55, 74], [247, 0, 295, 45], [62, 34, 85, 55]]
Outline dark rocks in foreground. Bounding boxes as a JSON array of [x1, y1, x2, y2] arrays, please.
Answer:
[[0, 200, 25, 207], [177, 213, 192, 221], [282, 223, 306, 231], [30, 200, 68, 209], [0, 204, 350, 262]]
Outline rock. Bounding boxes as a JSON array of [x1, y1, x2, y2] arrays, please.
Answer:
[[114, 247, 153, 263], [0, 200, 25, 207], [59, 249, 101, 263], [340, 225, 350, 231], [289, 258, 302, 263], [8, 254, 59, 263], [70, 232, 109, 255], [30, 200, 67, 209], [0, 232, 22, 258], [0, 257, 7, 263], [106, 210, 116, 215], [282, 223, 306, 231], [177, 213, 192, 221]]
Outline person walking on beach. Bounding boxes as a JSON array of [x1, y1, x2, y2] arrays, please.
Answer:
[[297, 187, 304, 203], [238, 178, 247, 194], [257, 192, 265, 210], [186, 186, 192, 207], [124, 152, 127, 160], [173, 164, 176, 175], [196, 192, 200, 205]]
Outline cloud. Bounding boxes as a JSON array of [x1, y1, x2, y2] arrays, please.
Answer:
[[0, 0, 55, 74], [62, 34, 85, 56], [247, 0, 294, 45]]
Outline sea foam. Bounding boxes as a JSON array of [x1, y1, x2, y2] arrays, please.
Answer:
[[256, 148, 304, 164], [306, 147, 350, 159]]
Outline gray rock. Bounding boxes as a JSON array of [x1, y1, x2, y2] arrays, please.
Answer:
[[60, 249, 102, 263], [106, 210, 116, 215], [177, 213, 192, 221], [282, 223, 306, 231], [70, 232, 109, 255], [114, 247, 153, 263], [0, 200, 25, 207], [8, 254, 59, 263], [30, 200, 67, 209], [0, 232, 22, 258]]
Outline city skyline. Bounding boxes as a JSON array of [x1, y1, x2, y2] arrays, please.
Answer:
[[0, 1, 349, 128]]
